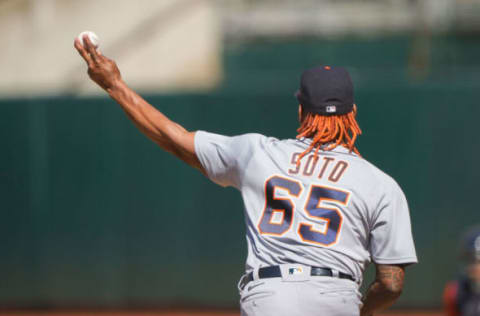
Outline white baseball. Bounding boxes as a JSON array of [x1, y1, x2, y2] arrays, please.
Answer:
[[77, 31, 99, 48]]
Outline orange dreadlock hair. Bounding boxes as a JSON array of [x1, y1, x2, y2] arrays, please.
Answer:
[[296, 105, 362, 164]]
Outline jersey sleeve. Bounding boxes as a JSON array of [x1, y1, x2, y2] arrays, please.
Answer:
[[194, 131, 262, 188], [369, 180, 418, 265]]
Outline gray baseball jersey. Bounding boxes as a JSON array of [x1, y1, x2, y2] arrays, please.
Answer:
[[195, 131, 417, 285]]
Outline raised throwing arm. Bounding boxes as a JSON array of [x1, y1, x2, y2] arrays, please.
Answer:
[[360, 264, 405, 316], [74, 35, 204, 172]]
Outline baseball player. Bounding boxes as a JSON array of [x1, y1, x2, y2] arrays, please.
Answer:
[[75, 35, 417, 316], [444, 226, 480, 316]]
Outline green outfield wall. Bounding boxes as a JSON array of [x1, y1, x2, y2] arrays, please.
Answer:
[[1, 35, 479, 308]]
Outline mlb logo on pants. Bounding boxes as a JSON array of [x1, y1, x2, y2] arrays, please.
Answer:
[[288, 267, 303, 275]]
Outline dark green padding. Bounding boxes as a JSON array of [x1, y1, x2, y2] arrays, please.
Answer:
[[0, 35, 479, 308]]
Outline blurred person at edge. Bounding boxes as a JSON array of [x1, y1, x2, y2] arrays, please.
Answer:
[[444, 226, 480, 316]]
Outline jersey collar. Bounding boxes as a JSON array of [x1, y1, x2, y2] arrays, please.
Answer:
[[295, 137, 358, 156]]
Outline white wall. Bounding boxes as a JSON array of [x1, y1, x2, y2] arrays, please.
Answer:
[[0, 0, 222, 97]]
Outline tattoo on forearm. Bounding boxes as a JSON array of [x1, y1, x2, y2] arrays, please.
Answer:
[[360, 265, 405, 316], [376, 265, 405, 292]]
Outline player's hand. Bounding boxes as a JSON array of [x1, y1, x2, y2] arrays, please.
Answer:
[[74, 35, 122, 91]]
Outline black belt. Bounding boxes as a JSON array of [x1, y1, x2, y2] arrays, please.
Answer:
[[240, 266, 355, 290]]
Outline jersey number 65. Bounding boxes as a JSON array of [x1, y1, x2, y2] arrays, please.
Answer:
[[257, 175, 350, 246]]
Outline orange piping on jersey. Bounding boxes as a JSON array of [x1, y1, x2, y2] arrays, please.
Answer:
[[328, 161, 349, 183], [257, 175, 303, 237], [288, 153, 301, 175], [268, 209, 286, 225], [302, 154, 319, 176], [296, 105, 361, 166], [297, 185, 350, 247], [318, 157, 335, 179]]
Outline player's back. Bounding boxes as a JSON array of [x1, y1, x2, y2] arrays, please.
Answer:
[[193, 64, 418, 316], [195, 131, 416, 284], [237, 134, 416, 282]]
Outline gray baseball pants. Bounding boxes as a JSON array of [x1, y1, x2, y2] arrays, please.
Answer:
[[238, 265, 362, 316]]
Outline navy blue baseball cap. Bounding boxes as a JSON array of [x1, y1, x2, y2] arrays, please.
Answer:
[[295, 65, 355, 116]]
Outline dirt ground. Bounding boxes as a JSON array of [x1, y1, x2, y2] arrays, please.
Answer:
[[0, 310, 443, 316]]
